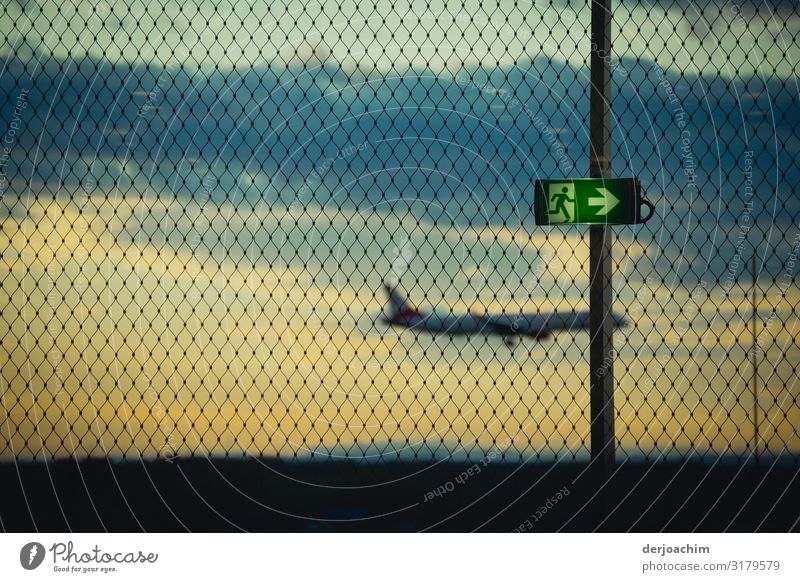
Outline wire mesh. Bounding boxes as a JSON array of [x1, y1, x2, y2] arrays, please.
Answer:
[[0, 0, 798, 464]]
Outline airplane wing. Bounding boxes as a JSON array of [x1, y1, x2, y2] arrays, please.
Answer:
[[482, 316, 551, 340]]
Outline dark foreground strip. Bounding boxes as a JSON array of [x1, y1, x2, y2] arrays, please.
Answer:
[[1, 459, 798, 532]]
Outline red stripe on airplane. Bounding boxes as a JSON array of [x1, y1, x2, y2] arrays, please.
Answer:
[[391, 308, 422, 322]]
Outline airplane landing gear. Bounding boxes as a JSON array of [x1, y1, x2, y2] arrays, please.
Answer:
[[503, 335, 519, 348]]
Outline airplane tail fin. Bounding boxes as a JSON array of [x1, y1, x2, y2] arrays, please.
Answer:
[[383, 283, 419, 319]]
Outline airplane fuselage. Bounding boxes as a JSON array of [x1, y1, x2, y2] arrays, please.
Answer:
[[384, 310, 487, 335], [381, 284, 622, 344], [385, 309, 595, 333]]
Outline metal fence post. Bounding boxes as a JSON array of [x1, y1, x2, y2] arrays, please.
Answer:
[[589, 0, 616, 529]]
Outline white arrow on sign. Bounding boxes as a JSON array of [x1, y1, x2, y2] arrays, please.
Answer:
[[587, 187, 621, 216]]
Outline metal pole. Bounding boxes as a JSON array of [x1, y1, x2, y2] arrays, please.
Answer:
[[751, 253, 760, 463], [589, 0, 615, 530]]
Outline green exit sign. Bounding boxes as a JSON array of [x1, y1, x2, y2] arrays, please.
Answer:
[[534, 178, 654, 225]]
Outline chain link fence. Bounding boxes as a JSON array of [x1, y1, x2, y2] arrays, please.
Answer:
[[1, 0, 798, 464]]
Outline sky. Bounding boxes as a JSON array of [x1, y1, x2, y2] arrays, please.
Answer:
[[2, 185, 798, 462], [2, 0, 799, 78], [1, 0, 799, 462]]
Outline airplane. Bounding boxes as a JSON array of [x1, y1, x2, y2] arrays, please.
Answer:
[[381, 283, 625, 347]]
